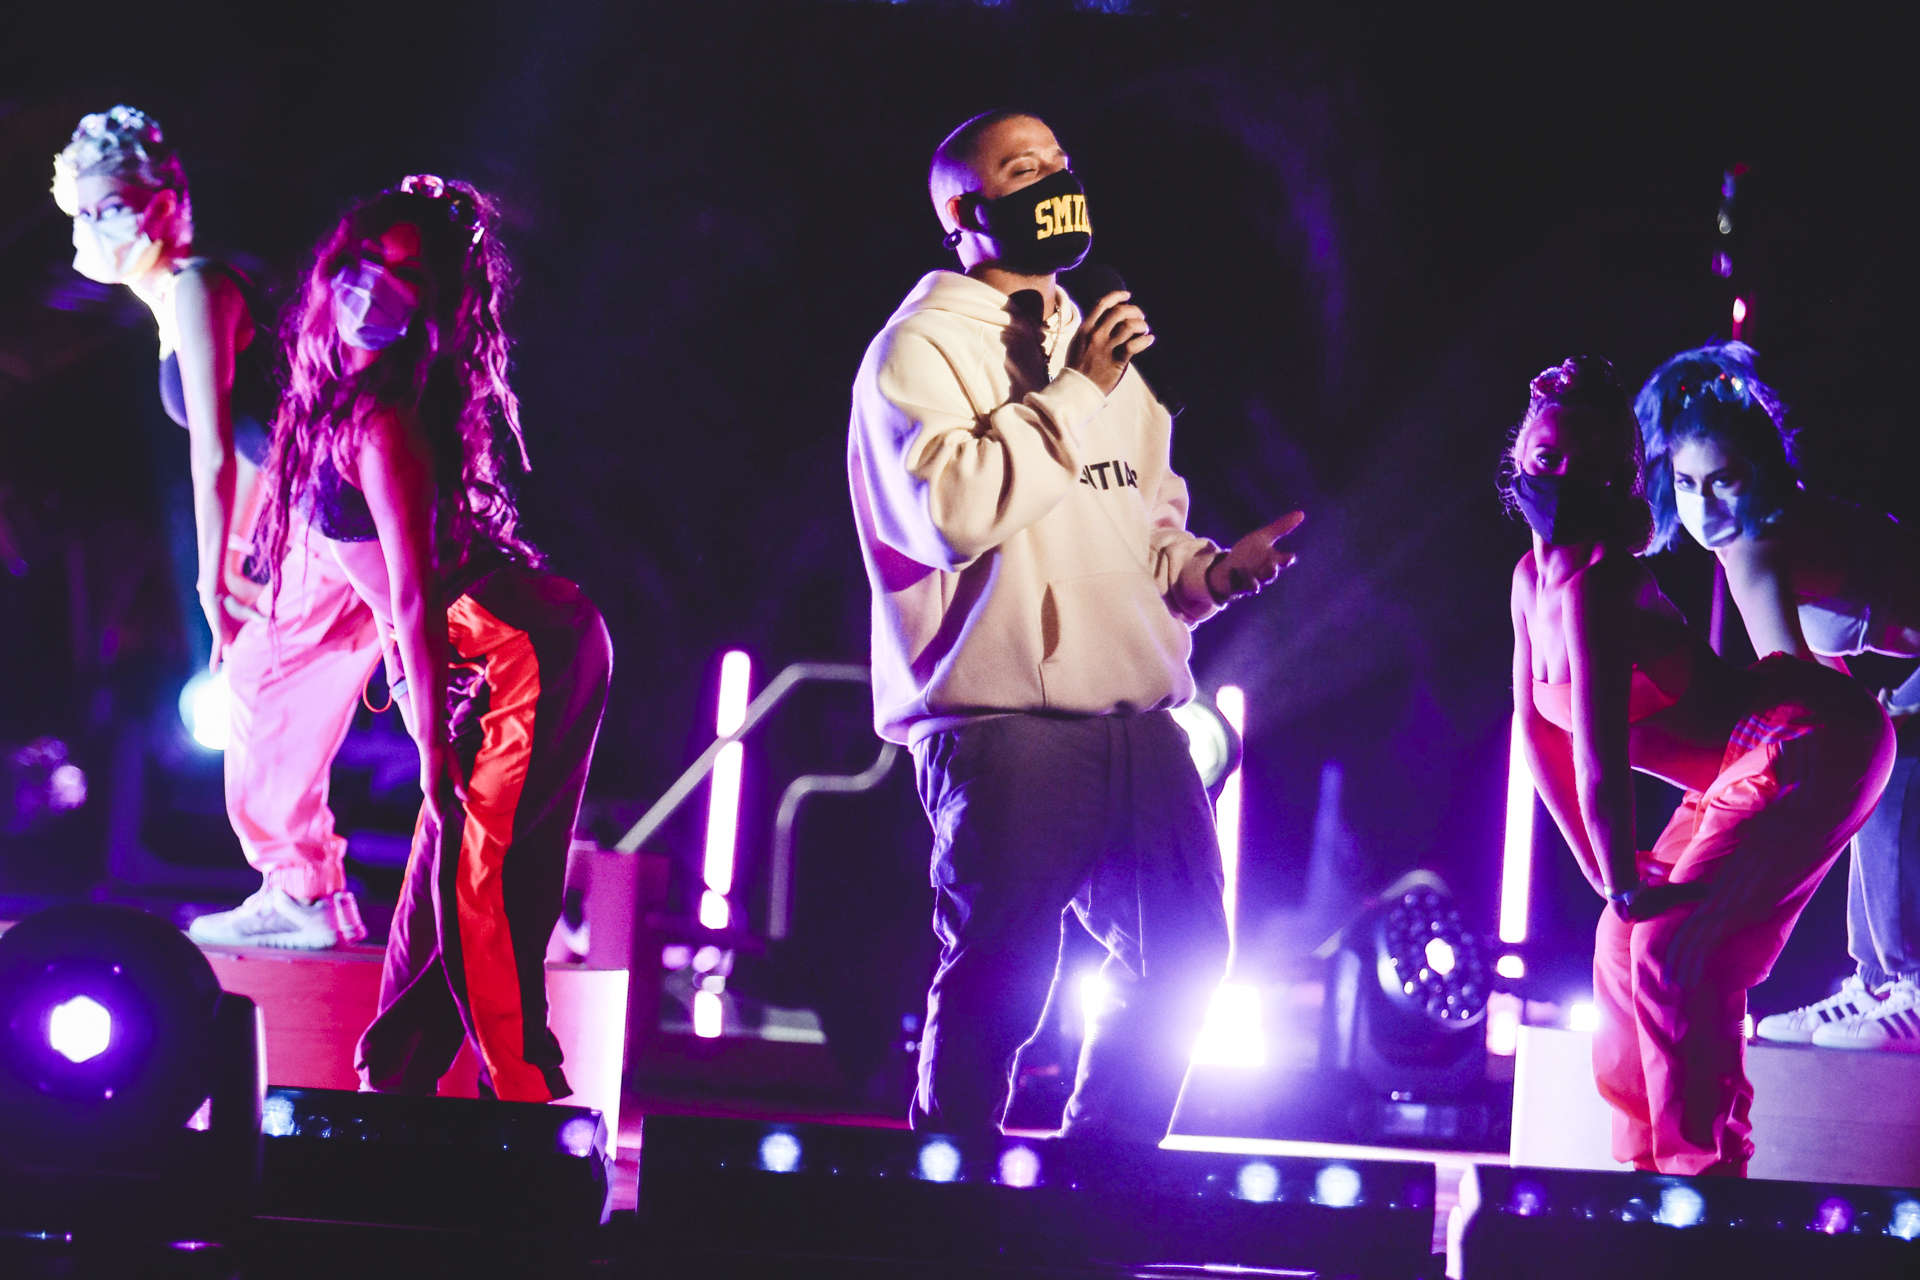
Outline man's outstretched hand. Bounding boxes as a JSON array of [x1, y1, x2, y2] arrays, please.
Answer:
[[1206, 512, 1304, 603]]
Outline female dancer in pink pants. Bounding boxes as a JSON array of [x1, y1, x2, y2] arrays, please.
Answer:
[[52, 107, 377, 947], [1505, 356, 1893, 1174]]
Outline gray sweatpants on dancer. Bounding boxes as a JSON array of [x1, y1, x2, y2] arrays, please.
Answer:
[[1850, 720, 1920, 988], [909, 710, 1230, 1143]]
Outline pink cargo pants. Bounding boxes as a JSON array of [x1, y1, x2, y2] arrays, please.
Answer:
[[1592, 655, 1893, 1175], [222, 530, 382, 901]]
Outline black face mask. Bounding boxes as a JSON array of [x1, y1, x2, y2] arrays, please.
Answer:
[[1511, 471, 1611, 545], [958, 168, 1092, 273]]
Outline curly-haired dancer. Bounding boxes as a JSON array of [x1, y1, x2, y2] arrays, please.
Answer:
[[1506, 357, 1891, 1174], [53, 106, 378, 947], [259, 177, 611, 1101], [1638, 343, 1920, 1050]]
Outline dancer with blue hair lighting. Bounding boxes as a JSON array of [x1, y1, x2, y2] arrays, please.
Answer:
[[1639, 343, 1920, 1051]]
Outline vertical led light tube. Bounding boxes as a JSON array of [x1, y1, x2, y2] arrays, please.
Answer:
[[1214, 686, 1246, 945], [701, 650, 752, 931], [1499, 717, 1535, 945]]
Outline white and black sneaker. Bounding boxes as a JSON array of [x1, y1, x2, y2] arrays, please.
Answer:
[[186, 885, 368, 950], [1811, 979, 1920, 1053], [1753, 974, 1882, 1044]]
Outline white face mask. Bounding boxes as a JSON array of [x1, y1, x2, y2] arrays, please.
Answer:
[[71, 207, 160, 284], [1675, 487, 1743, 548]]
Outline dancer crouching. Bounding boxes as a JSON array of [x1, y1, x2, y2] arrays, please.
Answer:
[[257, 178, 611, 1101], [1637, 343, 1920, 1051], [1505, 356, 1891, 1174]]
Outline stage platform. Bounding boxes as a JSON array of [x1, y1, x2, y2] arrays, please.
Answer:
[[1512, 1024, 1920, 1184], [196, 938, 628, 1127]]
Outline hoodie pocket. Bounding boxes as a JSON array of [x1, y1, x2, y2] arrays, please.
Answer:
[[1038, 570, 1193, 713]]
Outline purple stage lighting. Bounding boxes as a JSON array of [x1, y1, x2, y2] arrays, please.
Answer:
[[1507, 1179, 1546, 1217], [916, 1138, 962, 1183], [1814, 1196, 1854, 1235], [47, 995, 108, 1063], [759, 1130, 802, 1173], [996, 1145, 1040, 1189], [47, 994, 113, 1064]]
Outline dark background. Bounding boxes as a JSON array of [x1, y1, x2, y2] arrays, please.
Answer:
[[1, 1, 1913, 1069]]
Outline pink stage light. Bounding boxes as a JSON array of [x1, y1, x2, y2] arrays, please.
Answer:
[[1567, 1001, 1600, 1033], [701, 650, 752, 931], [1499, 719, 1534, 945], [1495, 954, 1526, 980], [1486, 991, 1521, 1057], [997, 1145, 1041, 1189], [1214, 686, 1246, 943], [692, 989, 723, 1039]]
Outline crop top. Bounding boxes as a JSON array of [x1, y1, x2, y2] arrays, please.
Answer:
[[313, 453, 377, 542], [158, 259, 276, 466], [1530, 643, 1695, 733]]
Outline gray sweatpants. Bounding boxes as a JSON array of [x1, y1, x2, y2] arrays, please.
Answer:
[[908, 710, 1230, 1143]]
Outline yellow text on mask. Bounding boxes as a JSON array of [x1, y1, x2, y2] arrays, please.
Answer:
[[1034, 194, 1090, 241]]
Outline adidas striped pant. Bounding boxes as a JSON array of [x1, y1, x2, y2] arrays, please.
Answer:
[[356, 565, 612, 1102]]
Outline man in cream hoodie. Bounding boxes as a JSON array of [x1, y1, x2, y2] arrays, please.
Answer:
[[849, 109, 1302, 1142]]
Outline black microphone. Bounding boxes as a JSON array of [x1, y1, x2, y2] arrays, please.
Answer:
[[1065, 264, 1184, 418]]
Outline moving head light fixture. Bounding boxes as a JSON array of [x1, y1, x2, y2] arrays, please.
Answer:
[[0, 903, 263, 1240], [1321, 873, 1494, 1144]]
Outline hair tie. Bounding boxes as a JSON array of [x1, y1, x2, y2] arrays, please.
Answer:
[[399, 173, 484, 246]]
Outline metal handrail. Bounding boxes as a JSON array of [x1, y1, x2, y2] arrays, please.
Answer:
[[612, 662, 876, 854], [766, 742, 900, 940]]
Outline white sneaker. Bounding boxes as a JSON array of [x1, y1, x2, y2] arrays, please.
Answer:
[[1811, 979, 1920, 1052], [1753, 974, 1881, 1043], [186, 886, 368, 950]]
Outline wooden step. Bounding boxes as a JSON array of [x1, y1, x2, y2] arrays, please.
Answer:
[[197, 940, 626, 1125], [1512, 1025, 1920, 1184]]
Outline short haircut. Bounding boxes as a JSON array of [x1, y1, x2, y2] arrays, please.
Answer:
[[1634, 343, 1799, 552], [928, 109, 1040, 224], [51, 105, 189, 217]]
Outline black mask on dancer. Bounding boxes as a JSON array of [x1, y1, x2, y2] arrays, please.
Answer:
[[950, 168, 1092, 273], [1511, 472, 1611, 545]]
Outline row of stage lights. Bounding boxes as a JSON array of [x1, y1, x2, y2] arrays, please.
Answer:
[[751, 1125, 1372, 1207]]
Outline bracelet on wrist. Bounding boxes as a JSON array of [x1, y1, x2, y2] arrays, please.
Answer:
[[1206, 551, 1233, 605]]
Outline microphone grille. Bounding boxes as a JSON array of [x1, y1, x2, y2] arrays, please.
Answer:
[[1067, 264, 1127, 310]]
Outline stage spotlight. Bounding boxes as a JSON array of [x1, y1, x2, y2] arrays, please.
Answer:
[[1234, 1160, 1280, 1203], [638, 1116, 1437, 1276], [1191, 982, 1264, 1067], [0, 903, 263, 1239], [759, 1130, 802, 1173], [1495, 953, 1526, 979], [1315, 1163, 1364, 1208], [997, 1145, 1040, 1189], [1321, 875, 1495, 1141], [46, 994, 113, 1063], [178, 670, 231, 751], [917, 1137, 962, 1183], [1567, 1000, 1600, 1032]]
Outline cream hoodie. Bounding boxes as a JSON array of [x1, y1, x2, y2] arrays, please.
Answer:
[[849, 270, 1221, 745]]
